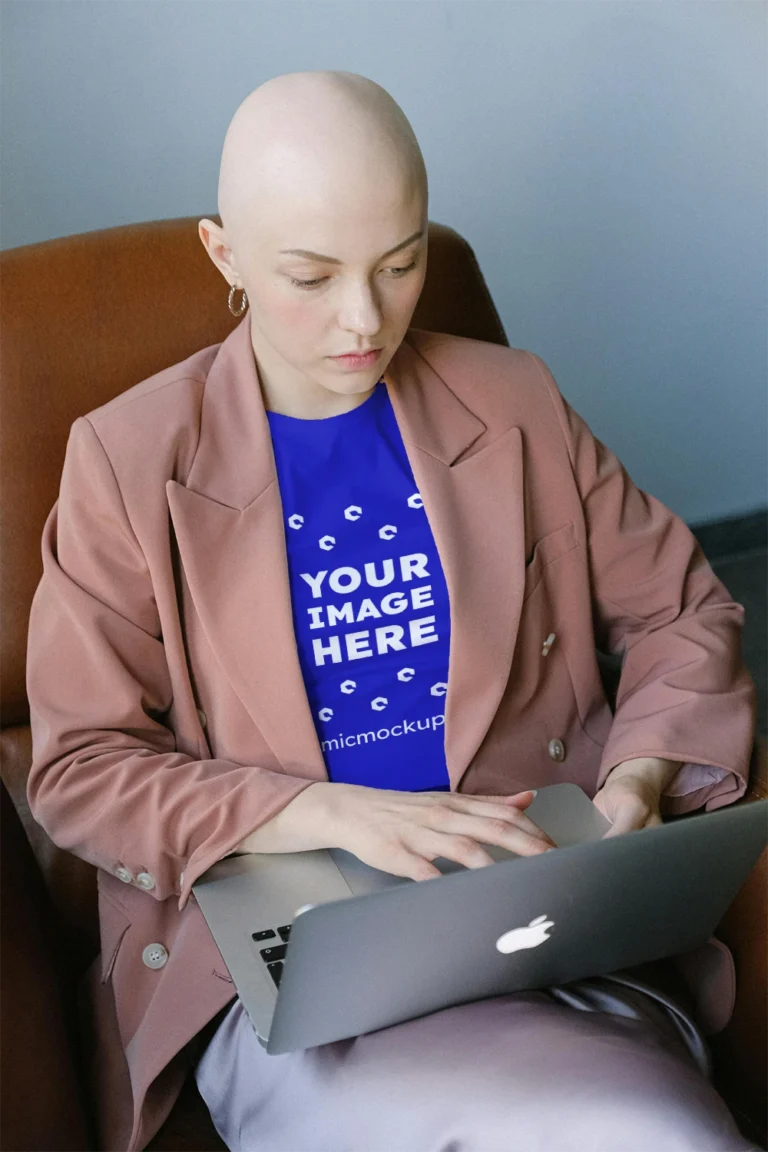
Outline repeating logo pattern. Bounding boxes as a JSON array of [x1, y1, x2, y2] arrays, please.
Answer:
[[287, 490, 447, 727]]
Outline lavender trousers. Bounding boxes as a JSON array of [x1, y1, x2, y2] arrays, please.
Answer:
[[194, 969, 756, 1152]]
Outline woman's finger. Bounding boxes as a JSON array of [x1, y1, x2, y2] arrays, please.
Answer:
[[408, 830, 499, 870], [421, 792, 534, 811], [422, 789, 536, 809], [500, 790, 537, 808], [601, 796, 650, 838], [436, 794, 555, 846], [418, 808, 554, 858], [375, 842, 444, 882]]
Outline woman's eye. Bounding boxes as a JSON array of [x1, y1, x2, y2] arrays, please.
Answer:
[[290, 276, 326, 289], [390, 260, 418, 277], [290, 261, 418, 291]]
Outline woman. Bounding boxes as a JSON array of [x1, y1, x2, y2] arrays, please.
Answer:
[[26, 71, 758, 1151]]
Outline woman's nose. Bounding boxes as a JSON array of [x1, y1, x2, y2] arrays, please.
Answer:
[[338, 281, 383, 334]]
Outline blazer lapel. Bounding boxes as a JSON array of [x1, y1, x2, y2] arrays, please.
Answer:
[[167, 318, 526, 791]]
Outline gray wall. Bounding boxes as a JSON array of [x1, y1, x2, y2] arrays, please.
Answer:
[[2, 1, 765, 525]]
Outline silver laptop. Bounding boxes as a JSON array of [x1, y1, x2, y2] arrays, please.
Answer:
[[192, 783, 767, 1055]]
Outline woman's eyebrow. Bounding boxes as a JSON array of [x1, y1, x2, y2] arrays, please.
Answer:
[[278, 230, 424, 264]]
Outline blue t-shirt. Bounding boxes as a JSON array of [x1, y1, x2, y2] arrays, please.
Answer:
[[266, 379, 451, 792]]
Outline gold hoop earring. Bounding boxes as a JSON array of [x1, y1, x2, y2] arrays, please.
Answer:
[[228, 284, 248, 317]]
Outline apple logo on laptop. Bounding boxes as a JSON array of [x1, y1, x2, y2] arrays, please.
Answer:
[[495, 914, 555, 954]]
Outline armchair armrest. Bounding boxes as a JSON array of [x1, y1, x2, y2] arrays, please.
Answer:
[[708, 735, 767, 1149], [740, 732, 768, 803], [0, 777, 93, 1151]]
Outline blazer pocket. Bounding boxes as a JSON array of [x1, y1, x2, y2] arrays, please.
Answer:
[[98, 889, 131, 984], [523, 521, 579, 602]]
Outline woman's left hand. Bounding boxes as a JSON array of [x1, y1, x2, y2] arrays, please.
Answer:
[[592, 756, 680, 838]]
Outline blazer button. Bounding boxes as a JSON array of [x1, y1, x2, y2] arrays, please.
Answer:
[[197, 709, 207, 729], [115, 865, 134, 884], [541, 632, 556, 656], [136, 871, 156, 891], [548, 738, 566, 763], [142, 943, 169, 970]]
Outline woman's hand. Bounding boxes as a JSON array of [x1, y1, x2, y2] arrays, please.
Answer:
[[237, 782, 556, 880], [593, 756, 680, 837]]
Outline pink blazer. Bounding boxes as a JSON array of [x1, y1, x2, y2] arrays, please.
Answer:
[[26, 317, 757, 1150]]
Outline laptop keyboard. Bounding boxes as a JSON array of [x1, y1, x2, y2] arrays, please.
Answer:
[[251, 924, 292, 987]]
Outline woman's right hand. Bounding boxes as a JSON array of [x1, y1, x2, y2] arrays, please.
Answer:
[[236, 782, 556, 881]]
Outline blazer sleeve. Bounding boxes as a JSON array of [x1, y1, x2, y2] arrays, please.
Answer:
[[526, 353, 758, 815], [26, 416, 316, 910]]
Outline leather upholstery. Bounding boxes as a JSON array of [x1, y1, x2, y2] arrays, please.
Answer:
[[1, 215, 764, 1151], [0, 775, 92, 1151], [709, 743, 768, 1148]]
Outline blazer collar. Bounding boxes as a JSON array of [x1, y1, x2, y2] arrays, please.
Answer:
[[167, 317, 526, 791]]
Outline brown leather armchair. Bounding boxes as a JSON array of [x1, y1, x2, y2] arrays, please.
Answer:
[[1, 218, 765, 1152]]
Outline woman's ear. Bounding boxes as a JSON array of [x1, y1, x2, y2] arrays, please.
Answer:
[[198, 218, 239, 285]]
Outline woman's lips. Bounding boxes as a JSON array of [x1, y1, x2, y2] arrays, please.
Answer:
[[330, 348, 381, 369]]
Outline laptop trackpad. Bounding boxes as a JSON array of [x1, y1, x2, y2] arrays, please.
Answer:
[[328, 848, 410, 896]]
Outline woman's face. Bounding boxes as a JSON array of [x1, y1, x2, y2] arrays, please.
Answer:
[[224, 165, 428, 416]]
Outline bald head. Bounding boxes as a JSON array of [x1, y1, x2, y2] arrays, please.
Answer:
[[217, 70, 428, 250], [200, 71, 429, 419]]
